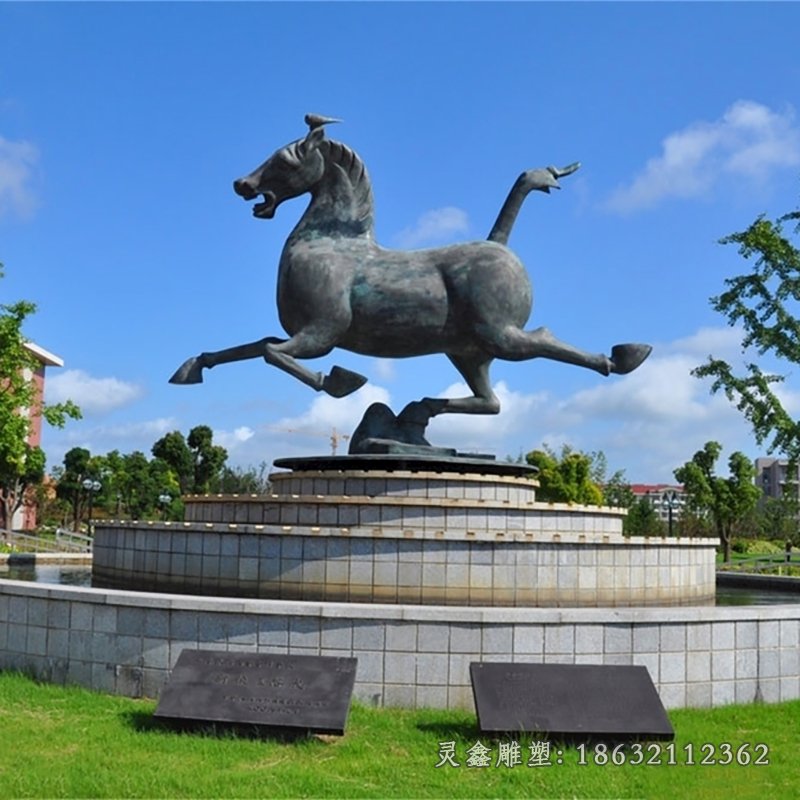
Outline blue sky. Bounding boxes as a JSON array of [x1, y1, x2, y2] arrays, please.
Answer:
[[3, 2, 800, 484]]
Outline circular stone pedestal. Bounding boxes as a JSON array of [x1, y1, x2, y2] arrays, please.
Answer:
[[93, 455, 716, 606]]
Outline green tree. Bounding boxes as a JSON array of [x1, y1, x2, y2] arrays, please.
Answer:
[[147, 456, 182, 519], [151, 431, 193, 493], [525, 445, 604, 505], [152, 425, 228, 495], [673, 441, 761, 562], [118, 451, 157, 519], [756, 495, 799, 544], [694, 202, 800, 464], [55, 447, 92, 530], [1, 268, 81, 529], [101, 449, 128, 517], [603, 471, 635, 509], [676, 508, 715, 539], [218, 461, 271, 495], [187, 425, 227, 493], [624, 498, 665, 537]]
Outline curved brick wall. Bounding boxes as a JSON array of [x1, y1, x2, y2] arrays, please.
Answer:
[[92, 522, 716, 607], [92, 467, 716, 607]]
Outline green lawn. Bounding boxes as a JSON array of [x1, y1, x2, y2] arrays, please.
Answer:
[[0, 671, 797, 799]]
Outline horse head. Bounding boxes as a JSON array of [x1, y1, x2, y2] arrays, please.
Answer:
[[233, 115, 340, 219]]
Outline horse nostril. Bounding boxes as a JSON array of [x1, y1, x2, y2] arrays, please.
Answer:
[[233, 178, 254, 198]]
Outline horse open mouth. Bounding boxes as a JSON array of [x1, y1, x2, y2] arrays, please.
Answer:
[[253, 191, 277, 219]]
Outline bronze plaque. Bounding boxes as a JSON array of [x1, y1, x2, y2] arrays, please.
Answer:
[[470, 662, 673, 741], [154, 650, 357, 735]]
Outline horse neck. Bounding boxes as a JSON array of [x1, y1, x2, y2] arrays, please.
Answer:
[[294, 140, 375, 240]]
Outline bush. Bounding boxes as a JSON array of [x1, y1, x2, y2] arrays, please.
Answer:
[[745, 539, 783, 555]]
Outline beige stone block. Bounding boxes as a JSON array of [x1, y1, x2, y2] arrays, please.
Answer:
[[469, 587, 492, 605]]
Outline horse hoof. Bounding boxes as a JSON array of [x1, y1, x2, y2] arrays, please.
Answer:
[[169, 357, 204, 385], [322, 366, 368, 398], [610, 343, 652, 375]]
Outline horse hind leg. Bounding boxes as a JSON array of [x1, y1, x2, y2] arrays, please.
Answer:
[[169, 331, 368, 397], [421, 354, 500, 416], [480, 325, 651, 375], [608, 343, 653, 375]]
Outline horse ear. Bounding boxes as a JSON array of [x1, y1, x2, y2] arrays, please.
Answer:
[[299, 126, 326, 156]]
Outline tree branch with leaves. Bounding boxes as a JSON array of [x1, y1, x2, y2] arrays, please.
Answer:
[[694, 206, 800, 463], [673, 441, 760, 562], [0, 265, 81, 529]]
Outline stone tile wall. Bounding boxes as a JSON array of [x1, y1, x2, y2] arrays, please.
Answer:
[[92, 524, 716, 607], [1, 580, 798, 710]]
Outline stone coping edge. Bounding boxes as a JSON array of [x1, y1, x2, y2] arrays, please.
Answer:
[[184, 494, 622, 514], [0, 577, 793, 623], [96, 520, 718, 547], [272, 455, 538, 478], [271, 469, 541, 486]]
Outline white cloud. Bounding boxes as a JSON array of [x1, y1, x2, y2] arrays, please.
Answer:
[[90, 325, 767, 484], [372, 359, 397, 382], [605, 101, 800, 213], [269, 383, 392, 454], [46, 369, 144, 414], [563, 355, 713, 423], [276, 383, 391, 431], [538, 338, 763, 480], [0, 135, 39, 219], [43, 417, 179, 468], [93, 417, 178, 441], [661, 326, 744, 359], [394, 206, 469, 248], [428, 381, 550, 454], [416, 328, 767, 480], [215, 426, 255, 450]]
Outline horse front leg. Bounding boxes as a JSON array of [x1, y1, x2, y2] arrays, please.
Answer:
[[170, 337, 286, 384], [170, 330, 367, 398]]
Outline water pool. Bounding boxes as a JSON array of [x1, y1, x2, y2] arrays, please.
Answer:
[[3, 563, 799, 605]]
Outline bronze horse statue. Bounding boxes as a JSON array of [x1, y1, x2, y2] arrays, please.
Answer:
[[171, 115, 651, 451]]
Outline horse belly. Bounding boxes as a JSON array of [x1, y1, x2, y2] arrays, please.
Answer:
[[343, 264, 453, 357], [341, 241, 531, 357]]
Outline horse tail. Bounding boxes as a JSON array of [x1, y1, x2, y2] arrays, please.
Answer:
[[487, 163, 579, 246]]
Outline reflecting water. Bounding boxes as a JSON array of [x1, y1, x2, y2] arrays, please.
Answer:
[[0, 564, 92, 588], [2, 564, 799, 605], [715, 585, 800, 606]]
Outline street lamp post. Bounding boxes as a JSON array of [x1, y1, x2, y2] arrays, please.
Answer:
[[82, 478, 102, 536], [661, 490, 679, 537], [158, 493, 171, 521]]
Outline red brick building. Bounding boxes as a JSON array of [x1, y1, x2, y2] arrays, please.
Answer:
[[8, 342, 64, 530]]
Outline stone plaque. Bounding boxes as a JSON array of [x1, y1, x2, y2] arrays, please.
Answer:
[[470, 663, 673, 741], [154, 650, 357, 735]]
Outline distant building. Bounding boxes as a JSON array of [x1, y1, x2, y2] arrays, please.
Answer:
[[755, 457, 799, 501], [6, 342, 64, 531], [629, 483, 686, 522]]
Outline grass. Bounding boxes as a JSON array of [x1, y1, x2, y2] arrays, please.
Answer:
[[0, 672, 798, 799]]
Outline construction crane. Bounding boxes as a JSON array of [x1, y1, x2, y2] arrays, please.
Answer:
[[267, 426, 351, 455]]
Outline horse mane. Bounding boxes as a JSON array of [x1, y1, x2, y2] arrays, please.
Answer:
[[320, 139, 374, 227]]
